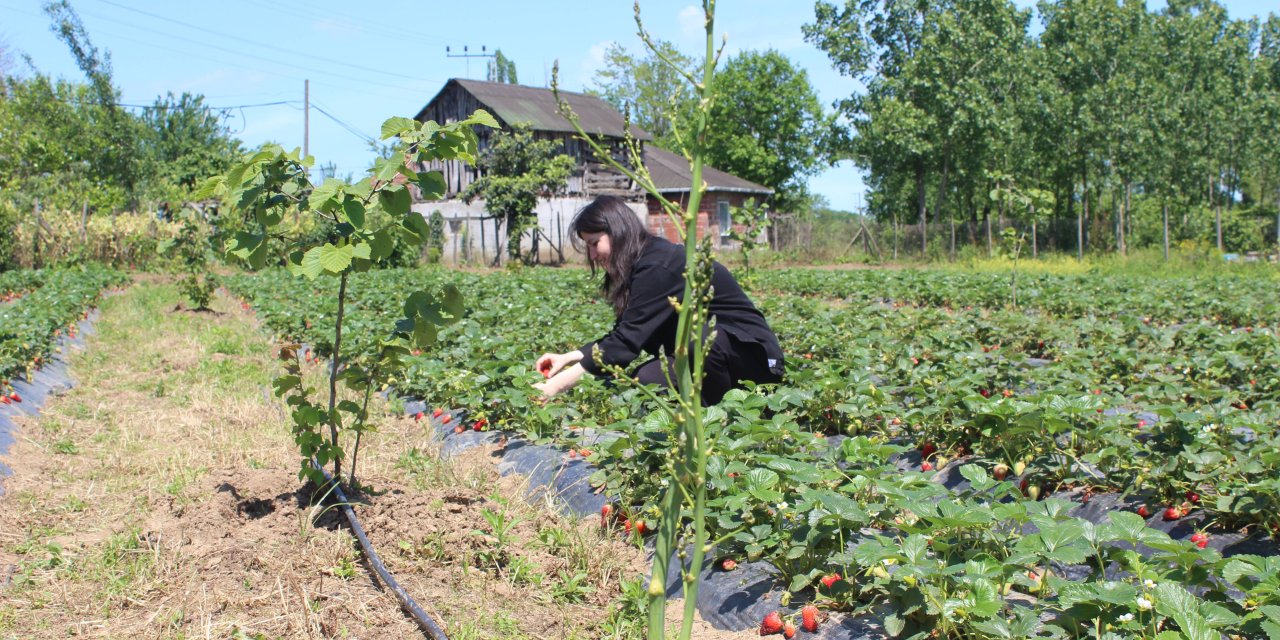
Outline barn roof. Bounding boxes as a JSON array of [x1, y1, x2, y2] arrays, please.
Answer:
[[416, 78, 652, 141], [643, 146, 773, 195]]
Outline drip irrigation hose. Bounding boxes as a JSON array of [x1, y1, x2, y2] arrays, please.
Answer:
[[312, 460, 449, 640]]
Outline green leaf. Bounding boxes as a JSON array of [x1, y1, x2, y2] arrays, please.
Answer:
[[272, 375, 302, 396], [462, 109, 500, 129], [416, 171, 447, 200], [401, 212, 433, 240], [379, 185, 412, 216], [817, 491, 869, 524], [883, 612, 905, 637], [1106, 511, 1149, 540], [342, 197, 366, 228], [373, 157, 401, 181], [380, 116, 418, 139], [308, 178, 342, 211], [351, 242, 372, 260], [300, 243, 353, 278], [369, 228, 395, 261]]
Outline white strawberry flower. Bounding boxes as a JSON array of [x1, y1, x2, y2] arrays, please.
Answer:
[[1118, 613, 1134, 622], [1136, 597, 1153, 611], [1143, 579, 1156, 589]]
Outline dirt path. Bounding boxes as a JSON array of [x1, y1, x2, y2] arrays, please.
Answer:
[[0, 280, 755, 639]]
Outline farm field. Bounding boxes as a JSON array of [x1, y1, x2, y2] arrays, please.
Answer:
[[216, 264, 1280, 639], [0, 264, 1277, 639]]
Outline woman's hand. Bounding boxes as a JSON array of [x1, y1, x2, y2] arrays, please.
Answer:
[[534, 350, 583, 379], [533, 363, 586, 401]]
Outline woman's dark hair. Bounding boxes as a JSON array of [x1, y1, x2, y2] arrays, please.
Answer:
[[569, 195, 652, 315]]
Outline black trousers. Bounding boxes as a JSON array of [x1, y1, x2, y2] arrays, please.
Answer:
[[634, 329, 782, 405]]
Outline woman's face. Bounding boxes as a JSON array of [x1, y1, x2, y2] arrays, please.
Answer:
[[580, 231, 612, 270]]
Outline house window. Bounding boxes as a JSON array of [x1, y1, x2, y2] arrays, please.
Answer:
[[717, 200, 731, 244]]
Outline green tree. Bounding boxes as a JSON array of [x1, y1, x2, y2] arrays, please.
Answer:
[[487, 48, 518, 84], [806, 0, 941, 254], [44, 0, 144, 205], [591, 40, 697, 146], [139, 92, 242, 198], [461, 123, 575, 264], [704, 50, 829, 213]]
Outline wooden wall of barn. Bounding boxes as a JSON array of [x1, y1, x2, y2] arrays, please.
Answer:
[[413, 84, 639, 202]]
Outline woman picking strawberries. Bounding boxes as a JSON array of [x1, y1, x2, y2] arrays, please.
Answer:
[[534, 195, 784, 405]]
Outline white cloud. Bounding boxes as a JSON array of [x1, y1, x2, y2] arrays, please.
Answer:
[[677, 5, 704, 41], [574, 40, 616, 91]]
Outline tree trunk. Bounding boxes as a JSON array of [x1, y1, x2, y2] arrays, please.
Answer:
[[936, 151, 951, 259], [1163, 200, 1170, 262], [1120, 181, 1130, 256], [1031, 205, 1038, 259], [892, 211, 900, 260], [1079, 187, 1087, 261], [916, 163, 927, 256], [984, 205, 992, 256]]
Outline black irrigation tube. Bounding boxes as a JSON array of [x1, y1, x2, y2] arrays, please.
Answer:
[[311, 459, 449, 640]]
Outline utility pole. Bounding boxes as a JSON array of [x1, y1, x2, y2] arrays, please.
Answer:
[[446, 45, 495, 79], [304, 79, 310, 160]]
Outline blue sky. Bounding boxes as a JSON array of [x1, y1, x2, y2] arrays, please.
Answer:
[[1, 0, 1275, 212]]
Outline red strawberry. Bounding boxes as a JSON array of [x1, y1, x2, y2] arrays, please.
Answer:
[[921, 461, 933, 472], [980, 388, 991, 398], [473, 418, 487, 431], [1163, 506, 1182, 521], [920, 442, 936, 457], [760, 611, 784, 635], [993, 463, 1010, 481], [600, 504, 612, 527], [441, 414, 452, 424], [801, 604, 819, 632], [783, 621, 797, 639], [820, 573, 841, 588], [9, 392, 19, 403], [414, 411, 425, 421], [721, 558, 738, 571], [0, 396, 8, 405], [539, 361, 552, 378], [579, 449, 592, 457], [1137, 505, 1151, 518], [635, 520, 647, 535], [432, 408, 443, 418], [1185, 491, 1200, 504], [1002, 389, 1014, 398], [453, 425, 464, 434], [1190, 532, 1208, 547]]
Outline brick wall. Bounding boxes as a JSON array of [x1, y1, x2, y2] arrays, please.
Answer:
[[645, 191, 756, 245]]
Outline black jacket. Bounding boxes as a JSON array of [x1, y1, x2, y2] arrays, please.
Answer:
[[578, 237, 784, 376]]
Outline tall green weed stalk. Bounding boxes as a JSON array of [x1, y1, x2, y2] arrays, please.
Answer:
[[555, 2, 722, 637]]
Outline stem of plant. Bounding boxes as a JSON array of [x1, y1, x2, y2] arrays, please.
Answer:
[[329, 271, 348, 478]]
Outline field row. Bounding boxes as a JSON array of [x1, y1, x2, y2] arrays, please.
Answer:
[[0, 265, 128, 395]]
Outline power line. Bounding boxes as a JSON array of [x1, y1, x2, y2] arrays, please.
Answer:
[[91, 0, 436, 85], [310, 101, 376, 145]]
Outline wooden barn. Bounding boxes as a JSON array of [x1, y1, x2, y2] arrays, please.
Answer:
[[410, 78, 771, 264]]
